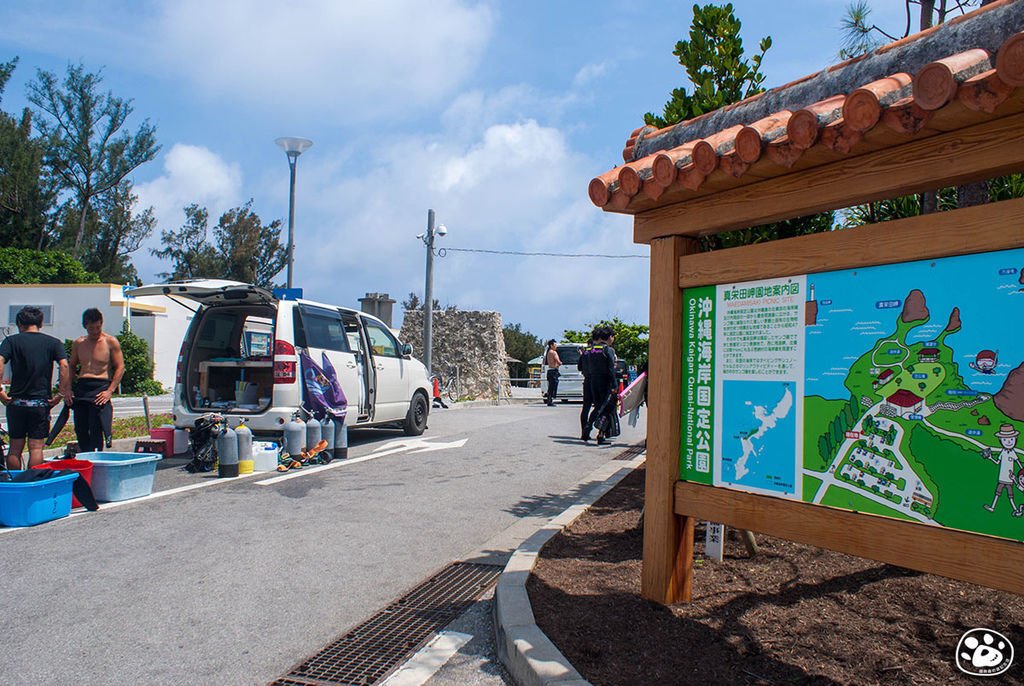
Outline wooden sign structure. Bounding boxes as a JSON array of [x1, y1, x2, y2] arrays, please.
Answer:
[[590, 1, 1024, 603]]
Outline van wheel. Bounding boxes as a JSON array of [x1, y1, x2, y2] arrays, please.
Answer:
[[403, 393, 429, 436]]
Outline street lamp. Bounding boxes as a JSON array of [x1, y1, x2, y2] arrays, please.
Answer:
[[275, 136, 313, 289], [417, 209, 447, 375]]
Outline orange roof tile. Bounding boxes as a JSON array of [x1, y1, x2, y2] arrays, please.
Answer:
[[591, 1, 1024, 212]]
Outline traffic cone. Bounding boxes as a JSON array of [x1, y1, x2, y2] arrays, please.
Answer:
[[433, 377, 441, 399]]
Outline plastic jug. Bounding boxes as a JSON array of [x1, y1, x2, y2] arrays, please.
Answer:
[[235, 421, 253, 473], [319, 417, 335, 461], [283, 415, 306, 457], [173, 429, 191, 456], [334, 419, 348, 461], [252, 441, 279, 472], [305, 417, 322, 454], [216, 425, 239, 477]]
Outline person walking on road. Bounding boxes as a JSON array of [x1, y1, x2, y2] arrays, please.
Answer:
[[0, 306, 71, 468], [579, 327, 618, 443], [70, 308, 124, 452], [544, 340, 561, 406]]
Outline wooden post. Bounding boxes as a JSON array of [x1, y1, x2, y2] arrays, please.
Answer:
[[642, 235, 700, 603]]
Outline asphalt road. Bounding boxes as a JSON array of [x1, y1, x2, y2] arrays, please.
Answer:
[[0, 401, 645, 685]]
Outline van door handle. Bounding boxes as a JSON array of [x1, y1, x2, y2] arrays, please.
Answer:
[[376, 364, 384, 370], [346, 363, 356, 369]]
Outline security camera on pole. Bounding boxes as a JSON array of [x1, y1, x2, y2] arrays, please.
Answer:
[[417, 209, 447, 377]]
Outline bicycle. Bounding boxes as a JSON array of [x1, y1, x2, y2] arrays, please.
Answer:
[[432, 366, 460, 404]]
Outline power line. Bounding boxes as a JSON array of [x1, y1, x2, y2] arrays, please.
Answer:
[[440, 247, 648, 259]]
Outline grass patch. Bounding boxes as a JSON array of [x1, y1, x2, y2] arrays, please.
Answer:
[[46, 413, 173, 449]]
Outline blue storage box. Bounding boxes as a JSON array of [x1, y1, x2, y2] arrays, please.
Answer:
[[0, 471, 78, 526], [74, 452, 162, 502]]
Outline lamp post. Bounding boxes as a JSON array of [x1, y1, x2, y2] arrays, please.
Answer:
[[417, 209, 447, 375], [275, 136, 313, 289]]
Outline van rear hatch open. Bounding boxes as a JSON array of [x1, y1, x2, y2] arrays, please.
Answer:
[[126, 280, 275, 307]]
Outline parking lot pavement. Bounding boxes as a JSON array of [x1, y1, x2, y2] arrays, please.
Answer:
[[0, 401, 644, 685]]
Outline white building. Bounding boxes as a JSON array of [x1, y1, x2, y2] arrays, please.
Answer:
[[0, 284, 193, 390]]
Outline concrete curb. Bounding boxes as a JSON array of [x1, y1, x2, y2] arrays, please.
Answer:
[[494, 450, 646, 686], [41, 436, 148, 460]]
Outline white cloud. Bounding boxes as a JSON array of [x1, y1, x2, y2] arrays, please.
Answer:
[[573, 61, 610, 87], [153, 0, 495, 121], [133, 144, 244, 280], [287, 116, 647, 336]]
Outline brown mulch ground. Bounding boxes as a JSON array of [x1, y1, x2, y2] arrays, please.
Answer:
[[528, 464, 1024, 685]]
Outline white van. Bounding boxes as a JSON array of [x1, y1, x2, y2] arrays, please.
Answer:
[[128, 280, 433, 437], [540, 343, 586, 401]]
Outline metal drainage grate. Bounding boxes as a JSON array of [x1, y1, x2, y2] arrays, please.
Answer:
[[271, 561, 501, 686], [613, 441, 647, 460]]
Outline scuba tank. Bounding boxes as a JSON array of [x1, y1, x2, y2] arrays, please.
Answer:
[[305, 416, 322, 454], [334, 419, 348, 461], [216, 424, 239, 477], [283, 414, 306, 457], [235, 421, 254, 474], [319, 417, 335, 463]]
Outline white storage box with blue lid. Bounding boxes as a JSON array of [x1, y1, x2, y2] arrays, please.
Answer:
[[74, 452, 162, 501]]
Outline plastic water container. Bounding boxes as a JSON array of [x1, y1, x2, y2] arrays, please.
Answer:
[[284, 416, 305, 457], [173, 429, 191, 456], [334, 420, 348, 460], [252, 441, 278, 472], [320, 418, 335, 459], [73, 453, 161, 502], [305, 419, 321, 454], [216, 426, 238, 478], [0, 471, 78, 526], [34, 458, 93, 508]]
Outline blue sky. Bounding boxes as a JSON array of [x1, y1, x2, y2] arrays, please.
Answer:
[[0, 1, 911, 340]]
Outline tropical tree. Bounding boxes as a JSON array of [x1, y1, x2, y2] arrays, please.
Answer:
[[152, 204, 221, 281], [0, 247, 99, 284], [0, 57, 55, 248], [153, 201, 286, 288], [564, 318, 650, 369], [503, 322, 543, 365], [644, 3, 835, 249], [27, 62, 159, 254], [645, 3, 771, 128]]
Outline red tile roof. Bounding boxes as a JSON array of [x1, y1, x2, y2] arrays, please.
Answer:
[[591, 0, 1024, 211]]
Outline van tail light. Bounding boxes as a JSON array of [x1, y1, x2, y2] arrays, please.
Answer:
[[274, 339, 297, 384], [175, 339, 187, 385]]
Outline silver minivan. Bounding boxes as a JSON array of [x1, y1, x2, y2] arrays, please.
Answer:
[[128, 280, 433, 437], [540, 343, 586, 401]]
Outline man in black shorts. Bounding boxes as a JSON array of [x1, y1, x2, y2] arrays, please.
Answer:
[[0, 306, 71, 468]]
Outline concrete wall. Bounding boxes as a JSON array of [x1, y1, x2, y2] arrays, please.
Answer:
[[0, 284, 194, 390], [400, 309, 512, 400]]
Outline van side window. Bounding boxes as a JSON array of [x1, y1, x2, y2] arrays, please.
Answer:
[[341, 313, 363, 353], [364, 320, 399, 358], [299, 306, 350, 353]]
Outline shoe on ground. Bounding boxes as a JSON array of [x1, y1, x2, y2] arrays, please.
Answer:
[[581, 433, 590, 442]]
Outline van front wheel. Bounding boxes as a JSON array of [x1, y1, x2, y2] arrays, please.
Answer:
[[403, 393, 429, 436]]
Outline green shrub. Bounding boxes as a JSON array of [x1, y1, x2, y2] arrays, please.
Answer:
[[0, 248, 100, 284], [117, 322, 154, 393]]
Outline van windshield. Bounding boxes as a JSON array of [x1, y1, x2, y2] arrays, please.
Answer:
[[557, 346, 582, 365]]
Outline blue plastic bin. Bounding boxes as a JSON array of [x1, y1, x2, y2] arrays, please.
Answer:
[[75, 452, 162, 502], [0, 471, 78, 526]]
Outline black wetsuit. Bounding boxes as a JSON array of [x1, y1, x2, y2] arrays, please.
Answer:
[[579, 343, 616, 438], [73, 378, 113, 452]]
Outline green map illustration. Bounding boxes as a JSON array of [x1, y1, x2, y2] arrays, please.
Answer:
[[681, 248, 1024, 542]]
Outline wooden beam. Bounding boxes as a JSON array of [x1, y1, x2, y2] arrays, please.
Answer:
[[678, 196, 1024, 288], [634, 110, 1024, 244], [675, 480, 1024, 594], [642, 236, 699, 604]]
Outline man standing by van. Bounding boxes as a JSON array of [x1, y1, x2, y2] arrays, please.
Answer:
[[544, 340, 561, 406], [70, 308, 124, 452], [0, 306, 71, 468]]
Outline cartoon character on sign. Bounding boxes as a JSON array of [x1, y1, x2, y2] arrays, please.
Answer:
[[970, 349, 998, 374], [982, 423, 1022, 516]]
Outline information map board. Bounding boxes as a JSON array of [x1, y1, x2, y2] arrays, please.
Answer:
[[681, 247, 1024, 542]]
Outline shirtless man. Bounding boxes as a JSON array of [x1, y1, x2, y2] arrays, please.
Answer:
[[70, 308, 124, 452]]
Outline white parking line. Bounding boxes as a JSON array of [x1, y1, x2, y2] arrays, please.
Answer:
[[0, 469, 265, 534], [381, 631, 473, 686], [255, 446, 414, 485]]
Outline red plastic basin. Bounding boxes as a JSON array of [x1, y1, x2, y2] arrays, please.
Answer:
[[33, 459, 93, 508]]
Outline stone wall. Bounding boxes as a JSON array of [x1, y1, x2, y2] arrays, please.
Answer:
[[400, 310, 512, 400]]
